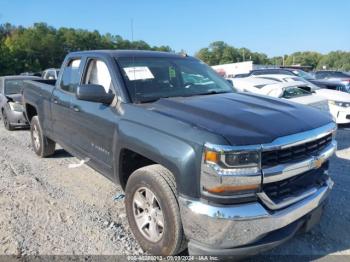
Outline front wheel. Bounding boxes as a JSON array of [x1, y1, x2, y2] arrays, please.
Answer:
[[125, 165, 187, 255], [30, 116, 56, 157]]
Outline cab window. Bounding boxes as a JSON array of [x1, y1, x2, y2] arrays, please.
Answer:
[[60, 59, 81, 93]]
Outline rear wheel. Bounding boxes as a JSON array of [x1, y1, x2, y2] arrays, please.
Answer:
[[30, 116, 56, 157], [2, 110, 14, 131], [125, 164, 187, 255]]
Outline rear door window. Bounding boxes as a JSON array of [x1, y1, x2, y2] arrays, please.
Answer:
[[60, 59, 81, 93]]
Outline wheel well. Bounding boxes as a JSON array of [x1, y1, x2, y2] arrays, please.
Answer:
[[119, 149, 156, 189], [25, 104, 37, 122]]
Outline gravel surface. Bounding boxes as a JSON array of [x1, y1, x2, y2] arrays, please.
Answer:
[[0, 123, 349, 259]]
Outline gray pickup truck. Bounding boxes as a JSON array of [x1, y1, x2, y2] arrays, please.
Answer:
[[22, 50, 337, 256]]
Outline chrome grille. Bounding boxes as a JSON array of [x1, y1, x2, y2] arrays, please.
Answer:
[[262, 134, 332, 168], [262, 163, 329, 204]]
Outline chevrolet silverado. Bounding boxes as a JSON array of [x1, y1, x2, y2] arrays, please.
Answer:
[[22, 50, 337, 256]]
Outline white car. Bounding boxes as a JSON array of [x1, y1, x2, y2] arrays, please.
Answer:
[[42, 68, 60, 80], [228, 77, 330, 113], [252, 74, 350, 124]]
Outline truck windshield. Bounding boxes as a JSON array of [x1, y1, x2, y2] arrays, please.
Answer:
[[117, 57, 233, 103], [4, 80, 24, 95]]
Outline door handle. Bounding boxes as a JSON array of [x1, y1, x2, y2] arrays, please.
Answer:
[[52, 98, 59, 104], [72, 105, 80, 112]]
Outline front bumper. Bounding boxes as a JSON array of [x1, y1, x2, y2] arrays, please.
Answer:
[[6, 109, 29, 127], [179, 178, 333, 255]]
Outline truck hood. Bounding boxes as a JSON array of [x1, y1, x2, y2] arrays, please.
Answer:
[[147, 92, 332, 145]]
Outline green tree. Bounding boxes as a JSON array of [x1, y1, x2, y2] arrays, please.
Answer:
[[0, 22, 172, 75], [196, 41, 270, 65], [284, 51, 322, 69], [317, 51, 350, 71]]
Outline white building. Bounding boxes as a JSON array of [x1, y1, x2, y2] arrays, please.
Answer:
[[212, 61, 277, 77]]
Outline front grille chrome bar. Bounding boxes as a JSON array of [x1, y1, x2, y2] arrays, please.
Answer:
[[263, 140, 337, 184]]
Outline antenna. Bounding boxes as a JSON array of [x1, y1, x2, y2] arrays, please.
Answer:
[[131, 18, 134, 42]]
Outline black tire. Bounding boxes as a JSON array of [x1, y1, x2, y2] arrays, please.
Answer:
[[2, 110, 14, 131], [125, 164, 187, 255], [30, 116, 56, 157]]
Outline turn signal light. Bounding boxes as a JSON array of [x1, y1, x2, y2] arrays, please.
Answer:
[[204, 184, 259, 194], [204, 150, 219, 163]]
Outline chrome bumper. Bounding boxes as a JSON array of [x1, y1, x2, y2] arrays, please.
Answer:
[[179, 178, 333, 249]]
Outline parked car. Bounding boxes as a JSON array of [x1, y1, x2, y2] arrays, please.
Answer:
[[228, 77, 330, 113], [252, 74, 350, 124], [247, 68, 349, 93], [42, 68, 60, 80], [22, 50, 336, 256], [314, 70, 350, 90], [0, 75, 40, 130]]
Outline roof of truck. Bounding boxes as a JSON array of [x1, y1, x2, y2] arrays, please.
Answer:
[[69, 50, 194, 59]]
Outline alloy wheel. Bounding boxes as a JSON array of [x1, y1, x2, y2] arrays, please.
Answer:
[[32, 124, 40, 150], [132, 187, 164, 242]]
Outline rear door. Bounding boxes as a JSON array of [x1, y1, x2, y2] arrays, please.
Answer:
[[51, 58, 82, 150], [69, 57, 120, 177]]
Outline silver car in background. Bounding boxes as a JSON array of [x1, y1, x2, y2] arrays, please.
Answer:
[[0, 75, 40, 130]]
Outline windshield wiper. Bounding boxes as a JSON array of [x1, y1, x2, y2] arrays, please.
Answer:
[[198, 90, 231, 96]]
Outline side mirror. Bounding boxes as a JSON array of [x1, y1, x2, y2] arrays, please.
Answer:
[[76, 84, 115, 104]]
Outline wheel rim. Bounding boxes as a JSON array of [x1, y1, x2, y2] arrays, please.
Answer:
[[132, 187, 164, 242], [32, 124, 40, 150]]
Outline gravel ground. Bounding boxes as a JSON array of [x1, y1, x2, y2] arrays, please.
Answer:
[[0, 123, 349, 260]]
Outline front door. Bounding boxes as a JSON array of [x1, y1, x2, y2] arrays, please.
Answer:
[[69, 58, 120, 177]]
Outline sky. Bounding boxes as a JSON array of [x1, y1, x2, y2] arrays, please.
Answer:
[[0, 0, 349, 57]]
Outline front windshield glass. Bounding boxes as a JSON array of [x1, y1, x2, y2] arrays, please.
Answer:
[[292, 69, 315, 80], [4, 80, 24, 95], [282, 86, 312, 99], [117, 57, 233, 103]]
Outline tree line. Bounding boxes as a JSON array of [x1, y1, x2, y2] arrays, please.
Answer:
[[196, 41, 350, 71], [0, 23, 172, 75], [1, 23, 350, 76]]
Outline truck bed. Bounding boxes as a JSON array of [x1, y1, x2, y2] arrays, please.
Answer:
[[22, 79, 57, 132]]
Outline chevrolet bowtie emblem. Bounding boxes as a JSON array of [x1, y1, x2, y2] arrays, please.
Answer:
[[312, 156, 325, 169]]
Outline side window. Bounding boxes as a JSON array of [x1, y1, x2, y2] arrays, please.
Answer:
[[60, 59, 81, 93], [83, 59, 112, 93]]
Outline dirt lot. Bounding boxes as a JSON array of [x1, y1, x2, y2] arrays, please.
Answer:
[[0, 123, 349, 259]]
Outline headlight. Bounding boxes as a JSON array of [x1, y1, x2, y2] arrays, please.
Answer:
[[329, 100, 350, 108], [8, 102, 24, 112], [201, 144, 262, 200]]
